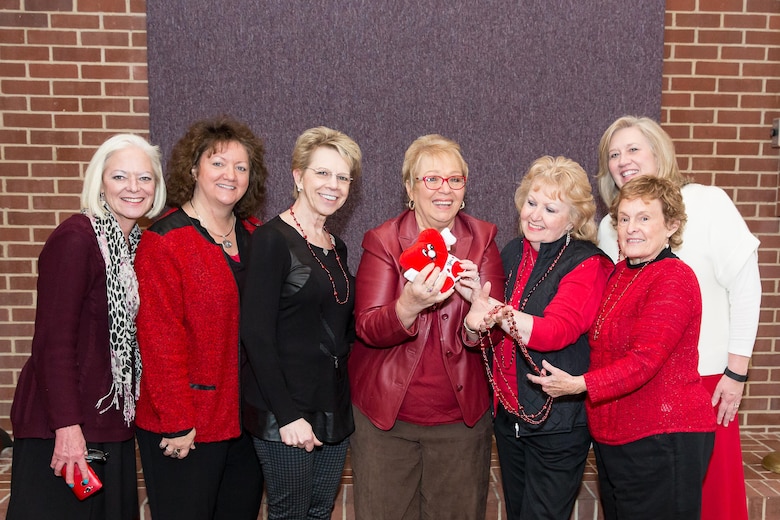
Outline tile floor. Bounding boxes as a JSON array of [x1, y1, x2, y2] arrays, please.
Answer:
[[0, 431, 778, 519]]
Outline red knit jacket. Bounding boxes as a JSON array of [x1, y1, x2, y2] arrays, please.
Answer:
[[135, 209, 257, 443], [584, 255, 716, 445]]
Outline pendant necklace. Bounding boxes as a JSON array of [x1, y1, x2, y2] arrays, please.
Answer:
[[289, 205, 350, 305], [190, 200, 235, 249]]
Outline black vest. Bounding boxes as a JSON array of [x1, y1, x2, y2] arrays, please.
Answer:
[[500, 234, 608, 435]]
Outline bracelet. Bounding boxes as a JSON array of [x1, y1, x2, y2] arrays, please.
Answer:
[[463, 317, 480, 335], [724, 367, 748, 383]]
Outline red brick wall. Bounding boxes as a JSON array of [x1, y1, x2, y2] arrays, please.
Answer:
[[1, 0, 778, 433], [663, 0, 780, 430], [0, 0, 149, 431]]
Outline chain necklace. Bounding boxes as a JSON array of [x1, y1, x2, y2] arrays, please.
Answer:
[[190, 200, 235, 249], [288, 205, 350, 305], [591, 263, 648, 340], [478, 237, 568, 424]]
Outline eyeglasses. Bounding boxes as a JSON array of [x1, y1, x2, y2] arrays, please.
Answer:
[[415, 175, 467, 191], [85, 449, 110, 463], [305, 167, 352, 185]]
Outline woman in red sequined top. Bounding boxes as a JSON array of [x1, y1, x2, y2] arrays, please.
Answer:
[[530, 176, 716, 520]]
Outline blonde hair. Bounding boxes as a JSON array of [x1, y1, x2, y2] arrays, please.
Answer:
[[402, 134, 469, 197], [514, 156, 598, 243], [81, 134, 166, 219], [596, 116, 688, 207], [291, 126, 363, 199]]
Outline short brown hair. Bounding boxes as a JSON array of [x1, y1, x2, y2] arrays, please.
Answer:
[[610, 175, 687, 250]]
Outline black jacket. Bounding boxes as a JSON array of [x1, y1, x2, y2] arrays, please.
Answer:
[[501, 234, 607, 435]]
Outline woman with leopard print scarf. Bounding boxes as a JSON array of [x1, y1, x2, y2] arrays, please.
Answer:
[[7, 134, 166, 520]]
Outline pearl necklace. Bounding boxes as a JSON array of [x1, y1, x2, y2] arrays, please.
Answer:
[[591, 263, 648, 340], [288, 205, 350, 305], [190, 200, 235, 249]]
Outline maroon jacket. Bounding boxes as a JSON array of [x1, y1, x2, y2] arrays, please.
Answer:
[[11, 215, 133, 442], [350, 211, 505, 430]]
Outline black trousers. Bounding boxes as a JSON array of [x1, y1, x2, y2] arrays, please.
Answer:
[[7, 436, 138, 520], [494, 406, 591, 520], [136, 428, 263, 520], [593, 431, 715, 520]]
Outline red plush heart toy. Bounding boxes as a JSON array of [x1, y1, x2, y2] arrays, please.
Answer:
[[400, 228, 464, 293]]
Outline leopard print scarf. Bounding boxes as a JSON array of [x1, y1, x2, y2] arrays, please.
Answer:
[[84, 207, 142, 426]]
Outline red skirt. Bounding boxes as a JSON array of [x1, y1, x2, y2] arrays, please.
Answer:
[[700, 374, 749, 520]]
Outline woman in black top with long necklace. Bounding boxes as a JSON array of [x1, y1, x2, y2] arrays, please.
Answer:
[[241, 126, 362, 519]]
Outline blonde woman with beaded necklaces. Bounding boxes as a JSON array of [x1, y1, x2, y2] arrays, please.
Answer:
[[461, 156, 613, 519], [241, 127, 362, 520], [595, 116, 759, 520], [529, 176, 716, 520]]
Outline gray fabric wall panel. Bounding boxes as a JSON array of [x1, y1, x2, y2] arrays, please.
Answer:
[[147, 1, 664, 269]]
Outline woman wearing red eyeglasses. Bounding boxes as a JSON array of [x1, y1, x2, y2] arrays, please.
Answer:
[[349, 134, 505, 519]]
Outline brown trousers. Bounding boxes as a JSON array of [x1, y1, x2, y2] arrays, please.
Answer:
[[350, 406, 492, 520]]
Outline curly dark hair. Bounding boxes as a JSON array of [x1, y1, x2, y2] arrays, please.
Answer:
[[166, 115, 268, 219]]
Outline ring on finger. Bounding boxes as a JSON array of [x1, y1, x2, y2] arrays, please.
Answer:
[[173, 448, 181, 456], [426, 287, 433, 293]]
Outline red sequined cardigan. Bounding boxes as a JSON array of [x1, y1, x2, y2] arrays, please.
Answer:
[[584, 254, 716, 445]]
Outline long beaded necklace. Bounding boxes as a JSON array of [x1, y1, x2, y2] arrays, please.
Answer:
[[478, 238, 568, 425], [288, 205, 350, 305], [190, 200, 235, 249], [497, 238, 567, 371], [591, 263, 648, 340]]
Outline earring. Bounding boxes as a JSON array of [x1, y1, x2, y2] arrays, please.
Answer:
[[297, 186, 303, 192], [408, 200, 415, 211], [99, 192, 105, 201], [565, 229, 571, 246], [460, 201, 465, 210]]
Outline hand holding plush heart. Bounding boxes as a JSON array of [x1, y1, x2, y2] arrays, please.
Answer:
[[400, 228, 463, 293]]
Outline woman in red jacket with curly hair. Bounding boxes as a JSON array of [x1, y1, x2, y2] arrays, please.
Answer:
[[135, 116, 267, 520]]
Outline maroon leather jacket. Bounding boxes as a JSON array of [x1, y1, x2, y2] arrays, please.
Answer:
[[350, 210, 505, 430]]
